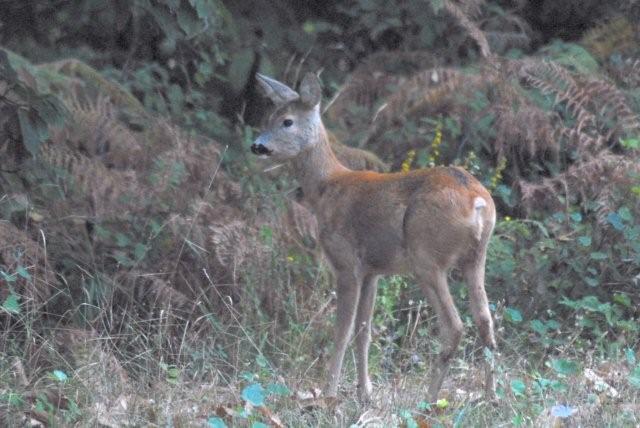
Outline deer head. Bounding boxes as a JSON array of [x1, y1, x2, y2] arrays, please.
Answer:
[[251, 73, 323, 160]]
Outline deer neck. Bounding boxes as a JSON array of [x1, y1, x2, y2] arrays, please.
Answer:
[[291, 126, 349, 206]]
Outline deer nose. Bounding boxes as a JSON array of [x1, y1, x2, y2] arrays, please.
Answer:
[[251, 143, 272, 156]]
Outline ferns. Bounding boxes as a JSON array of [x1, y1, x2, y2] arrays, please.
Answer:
[[519, 154, 640, 219], [0, 222, 56, 310], [327, 45, 640, 218], [444, 0, 492, 58]]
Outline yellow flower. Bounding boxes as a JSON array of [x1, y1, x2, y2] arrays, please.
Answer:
[[430, 121, 443, 165], [401, 149, 416, 173], [489, 157, 507, 190]]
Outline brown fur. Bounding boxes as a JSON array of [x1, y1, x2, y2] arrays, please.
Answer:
[[253, 73, 497, 402]]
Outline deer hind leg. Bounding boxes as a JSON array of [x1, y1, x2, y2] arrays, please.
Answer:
[[419, 269, 464, 403], [462, 252, 497, 399], [325, 269, 362, 397], [354, 274, 378, 402]]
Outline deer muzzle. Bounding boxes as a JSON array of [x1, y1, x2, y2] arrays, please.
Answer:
[[251, 143, 273, 156]]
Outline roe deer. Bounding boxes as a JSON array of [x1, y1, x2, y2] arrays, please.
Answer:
[[251, 72, 497, 403]]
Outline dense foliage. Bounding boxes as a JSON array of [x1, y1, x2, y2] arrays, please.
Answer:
[[0, 0, 639, 426]]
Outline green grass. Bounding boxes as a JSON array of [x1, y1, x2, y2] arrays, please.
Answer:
[[2, 276, 639, 427]]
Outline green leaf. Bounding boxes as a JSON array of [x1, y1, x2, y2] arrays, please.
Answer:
[[628, 365, 640, 389], [16, 266, 31, 280], [589, 252, 608, 260], [618, 206, 633, 222], [577, 236, 591, 247], [613, 293, 631, 308], [227, 48, 254, 93], [584, 276, 599, 287], [510, 378, 526, 396], [504, 307, 523, 323], [266, 383, 291, 396], [530, 319, 547, 335], [551, 405, 577, 418], [625, 348, 636, 366], [417, 400, 430, 411], [17, 109, 48, 156], [207, 417, 227, 428], [512, 413, 524, 427], [1, 392, 24, 406], [251, 423, 268, 428], [134, 243, 148, 261], [167, 84, 184, 114], [115, 233, 130, 247], [546, 319, 560, 330], [606, 212, 624, 231], [1, 271, 17, 282], [51, 370, 68, 382], [242, 383, 264, 406], [436, 398, 449, 409], [192, 0, 218, 20], [259, 226, 273, 245], [620, 138, 640, 150], [430, 0, 445, 13], [166, 366, 180, 383], [2, 293, 21, 314], [177, 3, 203, 37], [550, 359, 580, 376], [0, 49, 19, 81], [256, 354, 268, 368]]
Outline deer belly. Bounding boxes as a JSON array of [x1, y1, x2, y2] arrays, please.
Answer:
[[359, 227, 406, 272]]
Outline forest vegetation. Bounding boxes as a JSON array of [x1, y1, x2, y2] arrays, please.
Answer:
[[0, 0, 639, 426]]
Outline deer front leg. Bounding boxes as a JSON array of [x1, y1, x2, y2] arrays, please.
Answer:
[[325, 269, 362, 397], [354, 274, 378, 402]]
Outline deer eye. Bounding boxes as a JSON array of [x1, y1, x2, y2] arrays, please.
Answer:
[[283, 119, 293, 127]]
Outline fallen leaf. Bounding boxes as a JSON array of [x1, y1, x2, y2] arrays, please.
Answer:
[[257, 405, 284, 428]]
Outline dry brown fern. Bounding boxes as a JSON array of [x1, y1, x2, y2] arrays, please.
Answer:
[[141, 121, 240, 212], [56, 93, 143, 170], [608, 58, 640, 88], [39, 140, 140, 219], [482, 9, 535, 54], [0, 221, 57, 310], [515, 59, 640, 157], [129, 273, 197, 318], [580, 16, 638, 61], [360, 67, 479, 148], [493, 101, 560, 167], [444, 0, 492, 58], [39, 59, 147, 116], [576, 76, 640, 137], [519, 153, 640, 221], [325, 50, 441, 131]]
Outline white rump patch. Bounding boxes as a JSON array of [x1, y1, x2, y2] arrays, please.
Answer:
[[474, 197, 487, 210], [471, 197, 487, 239]]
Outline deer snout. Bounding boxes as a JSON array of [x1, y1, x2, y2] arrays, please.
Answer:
[[251, 143, 273, 156]]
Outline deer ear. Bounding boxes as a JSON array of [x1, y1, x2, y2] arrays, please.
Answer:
[[256, 74, 299, 105], [299, 72, 322, 108]]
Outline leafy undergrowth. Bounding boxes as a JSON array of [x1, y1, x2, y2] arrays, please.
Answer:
[[2, 297, 640, 427]]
